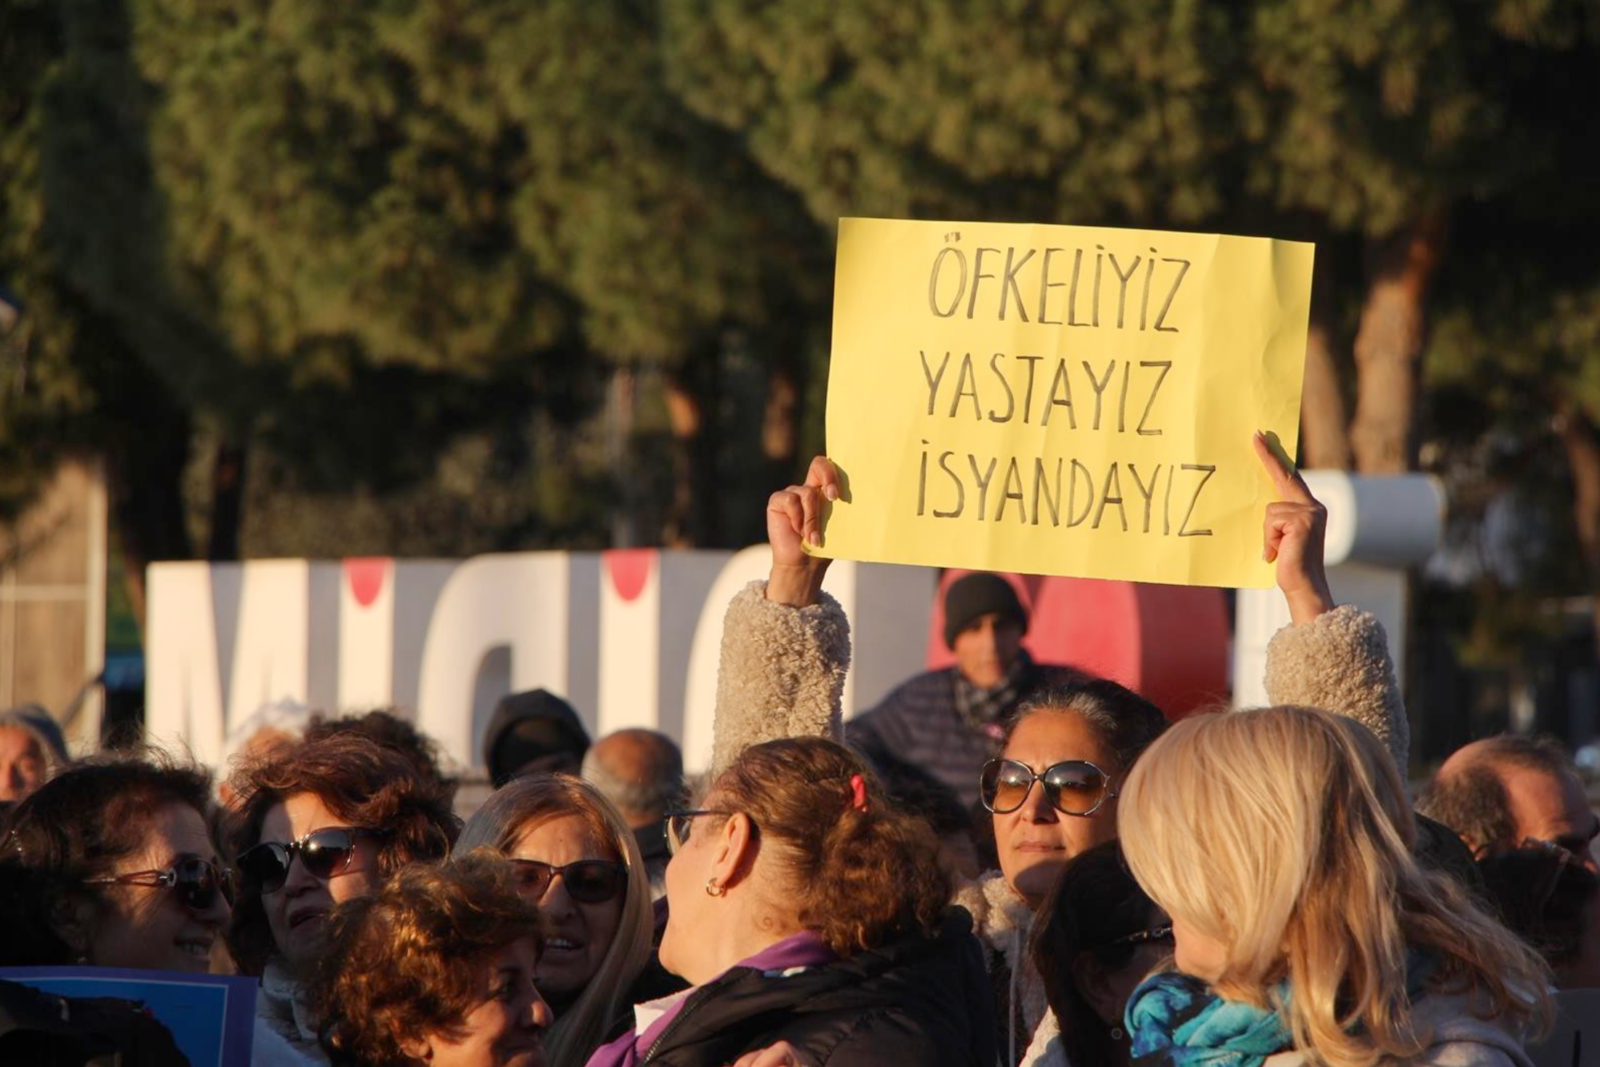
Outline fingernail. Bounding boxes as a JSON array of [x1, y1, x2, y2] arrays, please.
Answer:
[[825, 486, 839, 501]]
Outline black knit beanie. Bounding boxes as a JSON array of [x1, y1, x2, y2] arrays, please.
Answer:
[[942, 573, 1028, 649]]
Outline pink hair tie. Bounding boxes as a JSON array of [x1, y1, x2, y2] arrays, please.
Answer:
[[848, 773, 870, 813]]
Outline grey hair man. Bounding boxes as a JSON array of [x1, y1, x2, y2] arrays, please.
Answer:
[[1418, 734, 1598, 872], [581, 728, 685, 896]]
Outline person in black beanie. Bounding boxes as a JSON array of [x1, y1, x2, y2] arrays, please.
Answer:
[[481, 688, 592, 787], [847, 573, 1070, 807]]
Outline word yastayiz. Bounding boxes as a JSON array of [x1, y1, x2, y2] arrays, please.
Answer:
[[927, 236, 1192, 332], [920, 351, 1172, 435]]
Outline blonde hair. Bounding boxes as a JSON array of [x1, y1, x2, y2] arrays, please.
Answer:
[[455, 774, 652, 1067], [1120, 706, 1550, 1067]]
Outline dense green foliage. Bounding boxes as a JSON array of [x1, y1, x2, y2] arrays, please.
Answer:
[[3, 1, 1599, 731]]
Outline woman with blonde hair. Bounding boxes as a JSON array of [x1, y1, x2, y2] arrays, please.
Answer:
[[1119, 705, 1551, 1067], [455, 774, 667, 1067]]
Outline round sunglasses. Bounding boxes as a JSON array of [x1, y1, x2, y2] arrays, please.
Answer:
[[236, 827, 384, 894], [509, 859, 627, 904], [87, 857, 235, 911], [979, 758, 1117, 816]]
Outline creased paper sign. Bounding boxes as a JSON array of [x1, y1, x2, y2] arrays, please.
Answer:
[[811, 217, 1314, 588]]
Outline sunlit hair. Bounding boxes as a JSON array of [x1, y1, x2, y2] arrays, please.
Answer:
[[1003, 678, 1168, 778], [455, 773, 652, 1067], [710, 737, 949, 955], [224, 731, 462, 975], [6, 749, 214, 957], [1120, 706, 1551, 1067], [313, 850, 545, 1066]]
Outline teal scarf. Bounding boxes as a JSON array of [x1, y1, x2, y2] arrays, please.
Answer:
[[1124, 972, 1292, 1067], [1125, 955, 1437, 1067]]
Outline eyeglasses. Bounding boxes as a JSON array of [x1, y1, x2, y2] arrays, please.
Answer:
[[1107, 923, 1173, 947], [664, 810, 734, 856], [509, 859, 627, 904], [979, 758, 1117, 816], [236, 827, 383, 894], [87, 858, 235, 911]]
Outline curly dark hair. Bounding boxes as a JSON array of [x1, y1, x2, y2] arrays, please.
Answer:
[[303, 709, 458, 804], [313, 851, 546, 1067], [5, 751, 214, 954], [224, 731, 461, 975], [711, 737, 949, 955]]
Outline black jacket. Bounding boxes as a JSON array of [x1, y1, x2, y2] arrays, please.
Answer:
[[632, 909, 997, 1067]]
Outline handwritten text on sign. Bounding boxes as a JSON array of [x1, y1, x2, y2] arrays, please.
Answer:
[[813, 218, 1314, 588]]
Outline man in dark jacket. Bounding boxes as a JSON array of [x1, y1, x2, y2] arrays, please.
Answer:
[[481, 688, 591, 787], [847, 573, 1050, 807]]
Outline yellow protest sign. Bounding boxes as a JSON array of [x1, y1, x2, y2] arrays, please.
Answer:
[[812, 217, 1314, 588]]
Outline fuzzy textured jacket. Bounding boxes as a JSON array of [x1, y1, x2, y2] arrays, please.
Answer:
[[253, 961, 329, 1067]]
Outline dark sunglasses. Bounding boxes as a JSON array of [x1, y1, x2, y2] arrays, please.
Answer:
[[663, 809, 736, 856], [979, 758, 1117, 816], [88, 857, 235, 911], [236, 827, 383, 894], [509, 859, 627, 904]]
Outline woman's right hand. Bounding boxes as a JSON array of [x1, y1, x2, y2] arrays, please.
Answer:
[[765, 455, 841, 607]]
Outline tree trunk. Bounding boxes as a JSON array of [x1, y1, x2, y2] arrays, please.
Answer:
[[104, 412, 193, 629], [1348, 213, 1448, 474], [663, 371, 706, 548], [206, 438, 247, 561], [607, 366, 638, 548], [761, 361, 799, 465], [1300, 318, 1352, 469], [1555, 399, 1600, 661]]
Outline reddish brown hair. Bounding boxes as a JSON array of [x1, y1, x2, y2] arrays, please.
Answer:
[[711, 737, 948, 955], [224, 731, 461, 974], [314, 851, 546, 1066]]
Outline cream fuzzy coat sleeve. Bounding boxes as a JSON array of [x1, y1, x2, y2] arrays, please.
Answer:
[[1263, 603, 1408, 770], [709, 580, 851, 775]]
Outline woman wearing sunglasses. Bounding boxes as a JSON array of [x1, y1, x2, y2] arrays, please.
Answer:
[[718, 438, 1407, 1063], [226, 730, 461, 1066], [588, 736, 995, 1067], [456, 774, 666, 1067], [5, 753, 231, 973]]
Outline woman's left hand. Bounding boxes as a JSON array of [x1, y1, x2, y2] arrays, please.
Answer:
[[1253, 430, 1336, 625], [729, 1040, 811, 1067]]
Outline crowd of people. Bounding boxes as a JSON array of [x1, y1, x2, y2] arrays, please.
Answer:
[[0, 432, 1595, 1067]]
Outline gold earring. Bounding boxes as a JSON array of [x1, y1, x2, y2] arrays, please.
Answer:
[[705, 879, 725, 897]]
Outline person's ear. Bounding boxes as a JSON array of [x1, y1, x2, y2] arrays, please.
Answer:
[[398, 1032, 433, 1063], [711, 812, 757, 890]]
